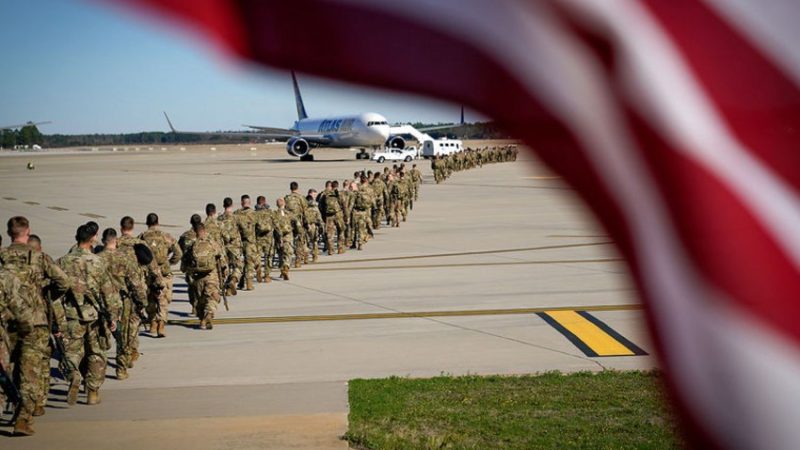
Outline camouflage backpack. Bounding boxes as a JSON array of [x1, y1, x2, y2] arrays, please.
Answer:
[[284, 194, 303, 214], [141, 231, 170, 266], [323, 193, 341, 216], [190, 239, 217, 274], [354, 192, 370, 211]]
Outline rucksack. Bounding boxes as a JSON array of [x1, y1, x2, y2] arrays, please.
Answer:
[[354, 192, 370, 210], [191, 239, 217, 274], [285, 194, 303, 213], [323, 193, 341, 216]]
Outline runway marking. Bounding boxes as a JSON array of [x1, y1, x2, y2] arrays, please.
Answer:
[[312, 242, 613, 265], [47, 206, 69, 211], [2, 197, 17, 201], [167, 303, 642, 327], [537, 310, 647, 357], [24, 201, 40, 205], [522, 176, 560, 180], [79, 213, 106, 219], [299, 258, 622, 272]]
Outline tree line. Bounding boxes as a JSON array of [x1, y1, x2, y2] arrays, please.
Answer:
[[0, 122, 511, 149]]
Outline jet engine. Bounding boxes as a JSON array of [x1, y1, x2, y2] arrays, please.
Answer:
[[286, 137, 310, 157], [385, 135, 406, 149]]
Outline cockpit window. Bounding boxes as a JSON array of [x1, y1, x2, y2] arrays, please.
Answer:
[[367, 121, 388, 126]]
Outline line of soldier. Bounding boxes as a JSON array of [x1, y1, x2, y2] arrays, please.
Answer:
[[178, 163, 424, 330], [0, 215, 170, 436], [431, 145, 518, 183]]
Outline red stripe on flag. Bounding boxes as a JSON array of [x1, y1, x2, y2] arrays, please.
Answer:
[[115, 0, 249, 56], [642, 0, 800, 192]]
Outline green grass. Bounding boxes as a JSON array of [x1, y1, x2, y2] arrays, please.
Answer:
[[345, 371, 682, 450]]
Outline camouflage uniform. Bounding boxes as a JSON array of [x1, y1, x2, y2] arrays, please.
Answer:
[[98, 246, 147, 376], [57, 247, 121, 404], [304, 200, 324, 261], [339, 189, 355, 246], [371, 177, 387, 228], [218, 212, 243, 292], [118, 234, 163, 346], [254, 207, 276, 282], [234, 206, 258, 289], [178, 227, 198, 311], [411, 167, 422, 201], [321, 190, 345, 255], [273, 208, 294, 276], [351, 190, 371, 249], [0, 270, 34, 415], [0, 243, 76, 428], [185, 235, 226, 327], [138, 229, 182, 326], [284, 192, 309, 266]]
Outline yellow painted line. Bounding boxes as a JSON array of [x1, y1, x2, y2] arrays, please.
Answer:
[[545, 311, 633, 356], [299, 258, 622, 272], [167, 303, 642, 327]]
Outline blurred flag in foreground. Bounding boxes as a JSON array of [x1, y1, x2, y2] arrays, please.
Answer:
[[114, 0, 800, 447]]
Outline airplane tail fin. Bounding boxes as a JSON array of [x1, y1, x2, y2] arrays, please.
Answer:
[[163, 111, 177, 133], [291, 71, 309, 121]]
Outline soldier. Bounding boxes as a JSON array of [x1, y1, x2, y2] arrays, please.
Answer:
[[234, 195, 258, 291], [97, 228, 148, 380], [273, 198, 294, 280], [138, 213, 182, 338], [359, 176, 375, 240], [1, 216, 78, 436], [185, 223, 226, 330], [410, 164, 422, 201], [339, 179, 353, 246], [321, 183, 344, 255], [204, 203, 223, 247], [350, 182, 370, 250], [284, 182, 309, 267], [0, 269, 34, 425], [304, 196, 324, 262], [178, 214, 203, 315], [254, 196, 275, 283], [57, 224, 121, 408], [218, 197, 243, 296], [118, 216, 164, 340], [371, 172, 387, 229]]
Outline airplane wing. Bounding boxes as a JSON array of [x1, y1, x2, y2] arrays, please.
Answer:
[[415, 123, 465, 132], [0, 121, 52, 131], [163, 112, 295, 139]]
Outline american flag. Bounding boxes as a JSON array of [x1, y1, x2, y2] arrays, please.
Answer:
[[116, 1, 800, 447]]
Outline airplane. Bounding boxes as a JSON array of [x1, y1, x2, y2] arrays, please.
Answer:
[[164, 71, 465, 161], [0, 121, 51, 131]]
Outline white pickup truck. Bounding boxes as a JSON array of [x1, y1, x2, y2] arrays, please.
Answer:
[[371, 147, 417, 163]]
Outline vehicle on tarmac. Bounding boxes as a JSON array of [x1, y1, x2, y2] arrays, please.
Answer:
[[372, 147, 417, 163], [421, 138, 464, 158]]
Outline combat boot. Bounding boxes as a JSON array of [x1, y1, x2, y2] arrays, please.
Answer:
[[157, 321, 166, 338], [280, 268, 289, 281], [245, 278, 254, 291], [116, 367, 129, 380], [293, 259, 301, 269], [198, 319, 207, 330], [33, 405, 46, 416], [87, 389, 100, 405], [338, 247, 345, 254], [67, 380, 80, 406], [149, 321, 157, 335], [256, 271, 263, 283], [327, 249, 333, 256], [312, 253, 319, 263], [226, 284, 237, 296], [204, 313, 214, 330], [264, 273, 271, 283], [13, 418, 35, 436]]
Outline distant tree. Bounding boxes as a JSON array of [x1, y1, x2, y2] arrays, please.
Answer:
[[1, 130, 16, 148]]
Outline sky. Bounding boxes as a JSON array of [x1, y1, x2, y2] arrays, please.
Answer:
[[0, 0, 468, 134]]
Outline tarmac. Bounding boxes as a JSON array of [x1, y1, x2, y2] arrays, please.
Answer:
[[0, 141, 656, 449]]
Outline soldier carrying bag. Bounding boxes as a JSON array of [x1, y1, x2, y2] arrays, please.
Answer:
[[191, 239, 216, 275]]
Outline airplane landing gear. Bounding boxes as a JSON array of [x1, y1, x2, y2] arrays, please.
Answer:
[[300, 154, 314, 162], [356, 149, 369, 160]]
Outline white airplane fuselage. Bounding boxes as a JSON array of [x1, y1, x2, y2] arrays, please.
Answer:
[[293, 112, 391, 148]]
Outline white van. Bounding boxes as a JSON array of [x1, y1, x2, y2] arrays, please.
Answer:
[[420, 139, 463, 159]]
